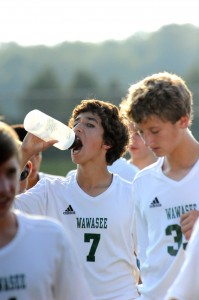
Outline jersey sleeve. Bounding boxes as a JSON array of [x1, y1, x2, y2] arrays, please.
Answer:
[[13, 178, 48, 215]]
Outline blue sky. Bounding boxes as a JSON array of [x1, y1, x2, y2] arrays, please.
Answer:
[[0, 0, 198, 46]]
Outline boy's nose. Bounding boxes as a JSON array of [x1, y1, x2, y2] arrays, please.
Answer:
[[142, 134, 153, 148], [74, 123, 83, 133]]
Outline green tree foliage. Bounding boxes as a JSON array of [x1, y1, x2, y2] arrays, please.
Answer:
[[186, 67, 199, 85], [20, 67, 64, 119], [185, 66, 199, 139], [28, 67, 60, 89], [70, 70, 98, 90], [1, 23, 199, 128]]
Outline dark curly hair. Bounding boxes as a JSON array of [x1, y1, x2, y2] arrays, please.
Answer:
[[68, 99, 129, 165]]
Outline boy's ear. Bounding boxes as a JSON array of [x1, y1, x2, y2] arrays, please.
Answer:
[[103, 144, 112, 150], [179, 115, 189, 128], [27, 160, 32, 176]]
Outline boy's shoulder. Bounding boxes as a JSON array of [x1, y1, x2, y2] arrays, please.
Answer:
[[113, 173, 134, 189], [39, 171, 65, 180], [15, 209, 65, 235], [38, 171, 76, 187], [134, 157, 163, 181], [108, 157, 138, 182]]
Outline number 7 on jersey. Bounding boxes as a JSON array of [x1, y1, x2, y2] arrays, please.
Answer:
[[84, 233, 100, 262]]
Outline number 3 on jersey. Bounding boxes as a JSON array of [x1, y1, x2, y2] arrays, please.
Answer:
[[165, 224, 187, 256], [84, 233, 100, 262]]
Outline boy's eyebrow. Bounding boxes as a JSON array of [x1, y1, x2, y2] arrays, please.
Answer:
[[74, 116, 99, 124]]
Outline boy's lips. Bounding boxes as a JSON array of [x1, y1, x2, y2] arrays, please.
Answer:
[[151, 147, 161, 153], [0, 197, 11, 207]]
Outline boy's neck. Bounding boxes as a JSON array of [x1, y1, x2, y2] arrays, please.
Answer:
[[27, 173, 39, 189], [76, 166, 113, 196], [0, 211, 18, 248], [162, 135, 199, 180]]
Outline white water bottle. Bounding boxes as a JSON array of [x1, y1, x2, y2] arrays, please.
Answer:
[[24, 109, 76, 150]]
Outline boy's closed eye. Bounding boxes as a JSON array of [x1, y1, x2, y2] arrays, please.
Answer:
[[7, 167, 17, 178]]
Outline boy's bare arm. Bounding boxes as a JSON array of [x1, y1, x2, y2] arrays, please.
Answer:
[[20, 132, 57, 170], [180, 210, 199, 240]]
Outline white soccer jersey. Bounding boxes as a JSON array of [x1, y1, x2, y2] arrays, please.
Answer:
[[165, 218, 199, 300], [108, 157, 139, 182], [0, 210, 93, 300], [39, 171, 65, 180], [133, 157, 199, 300], [14, 174, 139, 300]]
